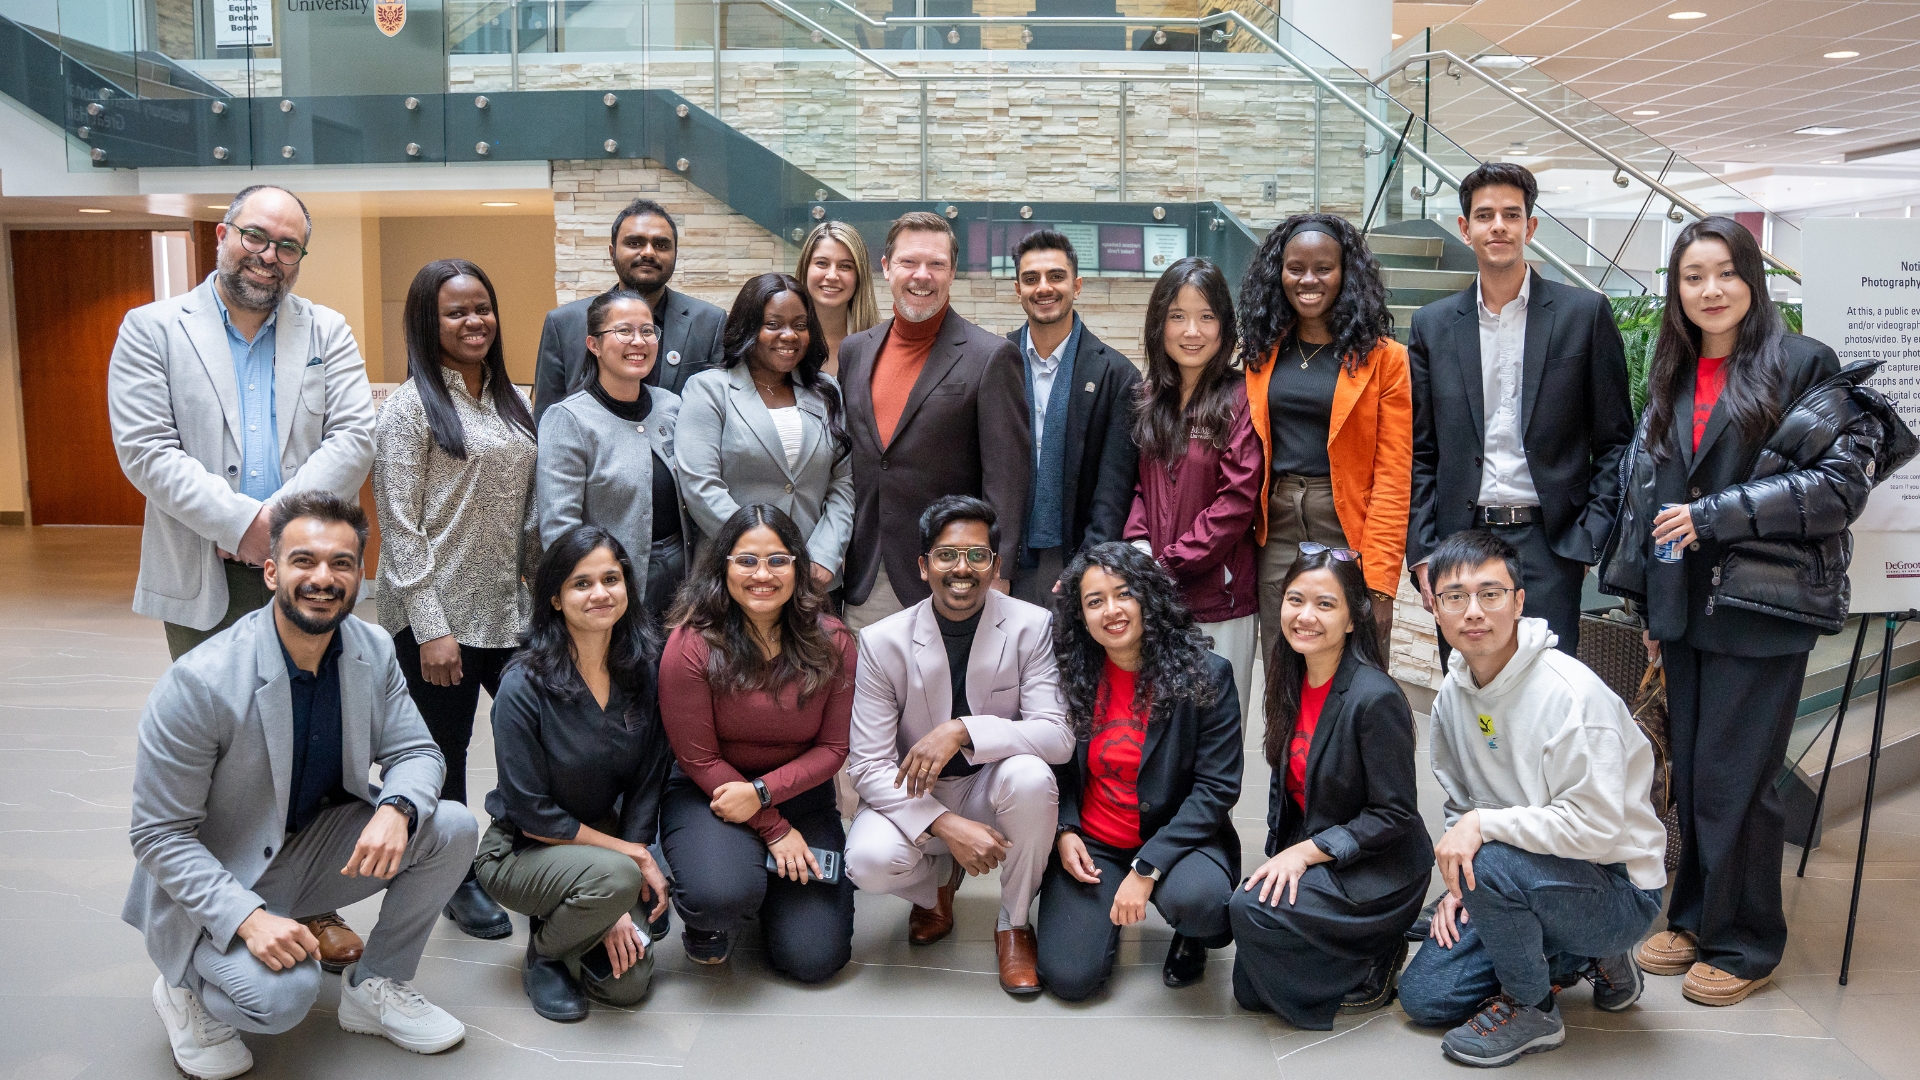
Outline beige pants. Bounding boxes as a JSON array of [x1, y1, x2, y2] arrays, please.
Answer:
[[844, 565, 907, 632], [1200, 613, 1259, 721]]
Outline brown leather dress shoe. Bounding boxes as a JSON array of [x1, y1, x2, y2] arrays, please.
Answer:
[[908, 861, 962, 945], [1682, 962, 1770, 1006], [301, 911, 364, 974], [1636, 929, 1698, 976], [996, 927, 1041, 995]]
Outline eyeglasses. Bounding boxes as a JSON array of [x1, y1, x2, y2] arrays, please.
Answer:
[[1299, 542, 1360, 562], [231, 225, 307, 265], [928, 546, 995, 572], [1435, 587, 1517, 614], [725, 553, 795, 572], [592, 324, 661, 344]]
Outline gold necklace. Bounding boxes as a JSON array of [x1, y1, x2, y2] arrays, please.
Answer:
[[1298, 340, 1330, 369]]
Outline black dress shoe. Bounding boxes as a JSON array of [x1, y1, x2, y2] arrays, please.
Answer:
[[523, 937, 590, 1022], [1405, 895, 1442, 942], [1341, 940, 1408, 1013], [1163, 933, 1209, 988], [444, 878, 514, 940]]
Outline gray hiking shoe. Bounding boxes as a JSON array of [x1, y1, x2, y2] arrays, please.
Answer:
[[1441, 995, 1566, 1068], [1588, 951, 1645, 1012]]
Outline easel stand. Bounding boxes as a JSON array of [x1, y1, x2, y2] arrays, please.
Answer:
[[1796, 609, 1917, 985]]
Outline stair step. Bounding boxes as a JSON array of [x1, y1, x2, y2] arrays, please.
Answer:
[[1374, 252, 1440, 271], [1367, 233, 1446, 259], [1383, 267, 1476, 293]]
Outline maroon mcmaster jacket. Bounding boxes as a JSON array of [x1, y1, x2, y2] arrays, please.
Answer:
[[1123, 380, 1261, 624]]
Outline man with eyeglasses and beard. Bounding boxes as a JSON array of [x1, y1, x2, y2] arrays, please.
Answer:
[[843, 496, 1071, 995], [532, 197, 725, 419], [124, 492, 475, 1080]]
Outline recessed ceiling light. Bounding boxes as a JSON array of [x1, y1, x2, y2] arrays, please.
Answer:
[[1633, 109, 1660, 116], [1820, 158, 1839, 164], [1475, 54, 1539, 68], [78, 207, 111, 214], [1793, 125, 1855, 136], [206, 204, 227, 210], [1824, 50, 1860, 59], [1391, 33, 1403, 40], [1667, 10, 1707, 19], [480, 201, 519, 207], [1557, 185, 1573, 191]]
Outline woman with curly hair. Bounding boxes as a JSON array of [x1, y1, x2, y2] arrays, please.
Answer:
[[1034, 542, 1243, 1000], [1124, 257, 1262, 715], [1238, 213, 1411, 662], [657, 504, 857, 981], [1227, 545, 1431, 1029]]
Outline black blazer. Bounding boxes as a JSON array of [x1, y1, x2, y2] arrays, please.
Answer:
[[1407, 271, 1633, 568], [1056, 652, 1243, 880], [1005, 322, 1142, 555], [532, 286, 727, 420], [840, 308, 1032, 608], [1269, 651, 1432, 905]]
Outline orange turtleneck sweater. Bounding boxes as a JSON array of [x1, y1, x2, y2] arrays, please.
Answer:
[[872, 305, 948, 447]]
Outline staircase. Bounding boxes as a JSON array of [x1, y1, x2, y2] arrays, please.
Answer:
[[1368, 231, 1476, 341]]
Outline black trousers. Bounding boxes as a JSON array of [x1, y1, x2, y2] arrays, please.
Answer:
[[1663, 640, 1807, 979], [660, 773, 854, 984], [1437, 520, 1585, 664], [392, 627, 515, 806], [1035, 836, 1234, 1001]]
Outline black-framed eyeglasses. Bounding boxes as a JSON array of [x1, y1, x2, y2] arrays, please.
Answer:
[[1435, 587, 1517, 614], [231, 225, 307, 265], [592, 324, 661, 344], [928, 546, 995, 572], [1299, 541, 1360, 562], [725, 553, 795, 572]]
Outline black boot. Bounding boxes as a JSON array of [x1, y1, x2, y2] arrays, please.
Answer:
[[444, 874, 514, 940], [1162, 934, 1209, 988], [1405, 895, 1441, 942], [1341, 940, 1408, 1013], [523, 919, 590, 1023]]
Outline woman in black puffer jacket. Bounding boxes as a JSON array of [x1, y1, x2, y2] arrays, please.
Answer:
[[1600, 217, 1917, 1009]]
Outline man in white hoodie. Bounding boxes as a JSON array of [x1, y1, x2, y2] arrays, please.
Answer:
[[1398, 530, 1668, 1068]]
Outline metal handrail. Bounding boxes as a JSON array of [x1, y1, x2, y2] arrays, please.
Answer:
[[1389, 49, 1800, 282]]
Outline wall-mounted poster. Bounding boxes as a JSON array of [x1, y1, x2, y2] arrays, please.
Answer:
[[1143, 226, 1188, 272], [214, 0, 271, 47]]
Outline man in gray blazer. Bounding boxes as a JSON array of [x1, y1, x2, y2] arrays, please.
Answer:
[[125, 492, 473, 1080], [843, 497, 1070, 995], [108, 185, 376, 660], [532, 198, 725, 417]]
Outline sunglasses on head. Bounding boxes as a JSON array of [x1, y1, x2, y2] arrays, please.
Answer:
[[1298, 541, 1360, 562]]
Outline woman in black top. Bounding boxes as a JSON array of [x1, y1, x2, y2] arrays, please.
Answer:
[[1035, 542, 1242, 1000], [1228, 546, 1431, 1029], [475, 525, 673, 1022]]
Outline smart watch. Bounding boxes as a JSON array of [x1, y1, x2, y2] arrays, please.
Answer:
[[752, 779, 772, 808], [1132, 857, 1163, 882]]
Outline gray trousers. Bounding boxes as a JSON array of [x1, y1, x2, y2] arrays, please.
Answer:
[[1012, 547, 1067, 609], [473, 820, 656, 1005], [844, 755, 1059, 930], [186, 799, 478, 1034]]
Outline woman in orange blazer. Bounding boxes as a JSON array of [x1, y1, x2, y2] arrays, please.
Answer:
[[1239, 214, 1411, 660]]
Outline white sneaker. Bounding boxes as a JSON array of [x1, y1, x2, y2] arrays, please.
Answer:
[[151, 975, 253, 1080], [336, 964, 465, 1054]]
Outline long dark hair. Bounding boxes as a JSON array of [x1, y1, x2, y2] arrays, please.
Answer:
[[1643, 217, 1786, 462], [1133, 257, 1241, 464], [1260, 548, 1383, 769], [1238, 213, 1393, 376], [721, 272, 850, 455], [667, 504, 847, 703], [514, 525, 661, 727], [401, 259, 535, 458], [1050, 542, 1221, 738]]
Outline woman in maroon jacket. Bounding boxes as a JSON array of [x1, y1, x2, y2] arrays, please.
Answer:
[[1125, 257, 1262, 714], [658, 503, 857, 981]]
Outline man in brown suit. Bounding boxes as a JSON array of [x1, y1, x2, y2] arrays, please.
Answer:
[[838, 212, 1033, 630]]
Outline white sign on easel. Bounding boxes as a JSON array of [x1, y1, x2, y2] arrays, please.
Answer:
[[214, 0, 271, 48], [1802, 217, 1920, 612]]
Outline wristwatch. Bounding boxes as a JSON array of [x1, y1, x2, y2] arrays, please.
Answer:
[[1131, 857, 1163, 882], [378, 795, 418, 834], [752, 779, 772, 808]]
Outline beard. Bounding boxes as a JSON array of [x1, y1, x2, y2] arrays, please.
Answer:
[[893, 290, 946, 324], [217, 248, 292, 312], [276, 583, 353, 636], [617, 256, 672, 294]]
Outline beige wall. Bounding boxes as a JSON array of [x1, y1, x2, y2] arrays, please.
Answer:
[[293, 214, 378, 375], [378, 216, 558, 385]]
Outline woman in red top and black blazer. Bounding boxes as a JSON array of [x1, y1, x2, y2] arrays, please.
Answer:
[[1228, 545, 1431, 1029], [1034, 542, 1243, 1000], [658, 504, 856, 982]]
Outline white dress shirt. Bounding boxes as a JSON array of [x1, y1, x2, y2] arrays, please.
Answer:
[[1475, 273, 1540, 506], [1022, 323, 1072, 460]]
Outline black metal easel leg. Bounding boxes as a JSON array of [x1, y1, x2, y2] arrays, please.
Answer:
[[1800, 616, 1874, 876], [1839, 612, 1907, 986]]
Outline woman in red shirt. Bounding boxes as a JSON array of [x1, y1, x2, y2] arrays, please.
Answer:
[[1228, 546, 1431, 1029], [1034, 542, 1243, 1000], [658, 504, 856, 981]]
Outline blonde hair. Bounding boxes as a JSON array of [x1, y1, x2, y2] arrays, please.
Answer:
[[794, 221, 879, 335]]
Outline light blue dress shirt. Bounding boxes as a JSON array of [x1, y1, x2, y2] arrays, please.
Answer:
[[213, 287, 283, 501]]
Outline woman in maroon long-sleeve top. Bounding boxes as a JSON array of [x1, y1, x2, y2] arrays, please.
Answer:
[[658, 503, 857, 981], [1125, 257, 1262, 716]]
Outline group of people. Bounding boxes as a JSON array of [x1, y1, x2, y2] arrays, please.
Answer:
[[103, 158, 1909, 1078]]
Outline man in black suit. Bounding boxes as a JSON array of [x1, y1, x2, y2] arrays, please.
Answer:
[[1003, 230, 1141, 606], [1406, 162, 1632, 656], [838, 212, 1032, 630], [532, 198, 725, 419]]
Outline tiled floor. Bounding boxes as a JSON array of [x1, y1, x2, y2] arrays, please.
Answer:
[[2, 525, 1915, 1079]]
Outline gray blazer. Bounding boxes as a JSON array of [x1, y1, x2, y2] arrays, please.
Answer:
[[536, 387, 691, 585], [107, 277, 376, 630], [673, 364, 856, 575], [532, 287, 725, 419], [121, 608, 445, 986]]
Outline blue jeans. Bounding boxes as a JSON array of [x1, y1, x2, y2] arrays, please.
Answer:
[[1400, 841, 1663, 1027]]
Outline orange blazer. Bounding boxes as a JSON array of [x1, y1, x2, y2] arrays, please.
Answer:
[[1246, 338, 1413, 598]]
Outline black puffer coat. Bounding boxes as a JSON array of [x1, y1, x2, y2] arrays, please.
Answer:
[[1602, 359, 1918, 632]]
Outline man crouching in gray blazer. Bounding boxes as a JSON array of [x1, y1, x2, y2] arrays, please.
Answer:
[[123, 492, 474, 1080], [844, 495, 1072, 996]]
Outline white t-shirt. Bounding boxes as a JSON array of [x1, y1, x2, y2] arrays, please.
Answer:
[[769, 406, 804, 470]]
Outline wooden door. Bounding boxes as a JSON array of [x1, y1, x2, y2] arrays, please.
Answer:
[[12, 229, 154, 525]]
